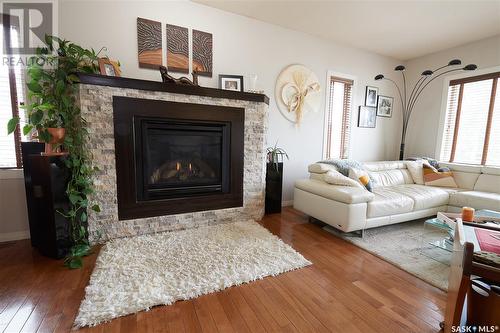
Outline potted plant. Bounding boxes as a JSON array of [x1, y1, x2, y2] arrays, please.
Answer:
[[265, 142, 289, 214], [7, 36, 105, 268]]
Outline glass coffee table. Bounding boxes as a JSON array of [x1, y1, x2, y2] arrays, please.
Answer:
[[420, 217, 454, 265], [420, 209, 500, 265]]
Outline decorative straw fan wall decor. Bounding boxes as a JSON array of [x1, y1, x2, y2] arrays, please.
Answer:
[[275, 64, 321, 125]]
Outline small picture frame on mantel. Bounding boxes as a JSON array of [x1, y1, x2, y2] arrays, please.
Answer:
[[219, 75, 244, 92], [98, 58, 121, 77]]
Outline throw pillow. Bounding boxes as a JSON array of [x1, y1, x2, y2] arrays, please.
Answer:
[[423, 164, 458, 187], [324, 170, 363, 188], [348, 167, 374, 192], [406, 159, 431, 185]]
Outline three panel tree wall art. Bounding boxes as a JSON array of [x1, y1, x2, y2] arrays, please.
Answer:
[[166, 24, 189, 73], [137, 18, 213, 77], [192, 29, 213, 77], [137, 18, 163, 69]]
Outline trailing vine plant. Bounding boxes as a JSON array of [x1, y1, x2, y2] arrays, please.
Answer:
[[8, 36, 106, 268]]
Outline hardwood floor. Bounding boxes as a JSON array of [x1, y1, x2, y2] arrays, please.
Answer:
[[0, 207, 446, 332]]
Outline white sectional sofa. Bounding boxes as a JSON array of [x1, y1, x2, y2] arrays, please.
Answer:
[[293, 161, 500, 234]]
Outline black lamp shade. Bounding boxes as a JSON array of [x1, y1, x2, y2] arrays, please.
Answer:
[[463, 64, 477, 71], [448, 59, 462, 66], [374, 74, 384, 80], [421, 70, 433, 76], [394, 65, 406, 71]]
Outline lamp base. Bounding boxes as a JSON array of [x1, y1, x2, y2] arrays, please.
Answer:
[[399, 143, 405, 160]]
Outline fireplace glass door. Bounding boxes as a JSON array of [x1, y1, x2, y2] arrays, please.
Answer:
[[135, 118, 230, 201]]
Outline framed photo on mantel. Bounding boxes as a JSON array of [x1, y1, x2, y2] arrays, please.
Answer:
[[219, 75, 244, 92]]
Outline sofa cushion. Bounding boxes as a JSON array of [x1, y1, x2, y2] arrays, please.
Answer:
[[308, 163, 337, 174], [449, 191, 500, 211], [363, 161, 407, 171], [388, 184, 451, 210], [406, 160, 431, 185], [450, 171, 480, 190], [481, 166, 500, 176], [474, 174, 500, 194], [367, 187, 414, 218], [324, 170, 363, 188], [440, 162, 482, 174], [369, 169, 414, 187], [295, 179, 375, 204]]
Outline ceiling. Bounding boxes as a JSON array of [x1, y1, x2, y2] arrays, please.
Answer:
[[193, 0, 500, 61]]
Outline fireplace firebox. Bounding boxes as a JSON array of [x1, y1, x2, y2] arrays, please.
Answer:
[[113, 97, 244, 220], [136, 119, 230, 200]]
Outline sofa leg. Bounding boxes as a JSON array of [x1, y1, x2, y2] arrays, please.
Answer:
[[344, 229, 365, 238], [308, 216, 327, 227]]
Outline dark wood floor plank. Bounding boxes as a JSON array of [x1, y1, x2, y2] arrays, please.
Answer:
[[0, 207, 446, 333]]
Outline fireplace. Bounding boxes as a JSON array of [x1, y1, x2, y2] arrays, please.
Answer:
[[135, 118, 230, 200], [113, 97, 244, 220]]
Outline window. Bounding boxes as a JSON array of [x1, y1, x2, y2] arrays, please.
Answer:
[[0, 15, 26, 168], [323, 75, 353, 159], [440, 72, 499, 166]]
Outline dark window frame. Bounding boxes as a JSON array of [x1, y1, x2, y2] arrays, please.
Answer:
[[447, 72, 499, 165]]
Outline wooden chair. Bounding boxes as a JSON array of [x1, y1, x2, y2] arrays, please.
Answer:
[[443, 218, 473, 332], [442, 219, 500, 332]]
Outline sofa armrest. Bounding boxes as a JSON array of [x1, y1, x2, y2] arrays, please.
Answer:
[[295, 179, 374, 204]]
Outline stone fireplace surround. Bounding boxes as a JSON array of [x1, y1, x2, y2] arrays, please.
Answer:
[[76, 74, 269, 243]]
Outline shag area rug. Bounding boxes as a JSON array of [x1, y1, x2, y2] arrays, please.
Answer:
[[74, 221, 311, 327], [324, 220, 449, 291]]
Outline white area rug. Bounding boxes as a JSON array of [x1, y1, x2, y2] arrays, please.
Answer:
[[324, 220, 449, 291], [74, 221, 311, 327]]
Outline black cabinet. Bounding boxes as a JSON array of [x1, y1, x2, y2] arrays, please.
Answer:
[[265, 162, 283, 214], [21, 142, 72, 259]]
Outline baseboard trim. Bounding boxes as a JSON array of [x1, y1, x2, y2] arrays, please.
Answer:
[[0, 230, 30, 242], [282, 200, 293, 207]]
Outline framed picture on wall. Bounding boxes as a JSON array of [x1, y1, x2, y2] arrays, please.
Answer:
[[377, 95, 394, 117], [219, 75, 244, 92], [365, 86, 378, 107], [358, 106, 377, 128]]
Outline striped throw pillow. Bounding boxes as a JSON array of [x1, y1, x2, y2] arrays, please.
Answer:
[[423, 164, 457, 187]]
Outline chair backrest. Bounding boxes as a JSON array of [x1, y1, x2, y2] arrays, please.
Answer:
[[444, 218, 474, 332]]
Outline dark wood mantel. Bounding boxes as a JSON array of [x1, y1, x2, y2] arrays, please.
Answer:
[[76, 73, 269, 105]]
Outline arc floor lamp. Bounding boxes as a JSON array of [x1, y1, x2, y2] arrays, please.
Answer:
[[374, 60, 477, 160]]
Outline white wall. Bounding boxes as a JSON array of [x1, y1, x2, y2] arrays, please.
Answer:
[[58, 0, 402, 202], [0, 170, 30, 242], [404, 35, 500, 158]]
